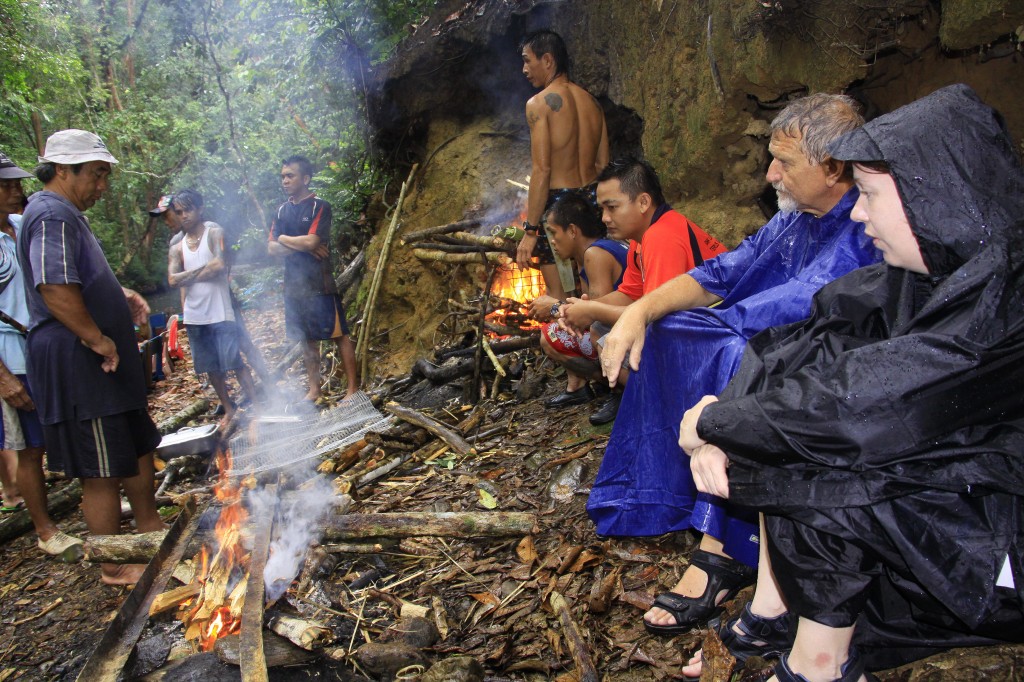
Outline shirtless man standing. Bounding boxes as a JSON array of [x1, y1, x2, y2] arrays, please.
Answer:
[[517, 30, 609, 301]]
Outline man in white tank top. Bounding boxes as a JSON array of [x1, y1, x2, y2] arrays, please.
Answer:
[[167, 190, 256, 423]]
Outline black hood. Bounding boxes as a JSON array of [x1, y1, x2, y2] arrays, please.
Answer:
[[829, 83, 1024, 276]]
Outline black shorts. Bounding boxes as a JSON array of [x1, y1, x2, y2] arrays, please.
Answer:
[[42, 408, 161, 478], [284, 293, 351, 341]]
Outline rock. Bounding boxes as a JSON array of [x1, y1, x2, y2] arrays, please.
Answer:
[[380, 616, 441, 649], [354, 641, 427, 678], [421, 656, 484, 682]]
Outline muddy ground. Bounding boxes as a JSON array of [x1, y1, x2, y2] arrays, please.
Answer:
[[1, 289, 1023, 681]]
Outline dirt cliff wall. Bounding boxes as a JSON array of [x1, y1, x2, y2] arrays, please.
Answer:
[[360, 0, 1024, 377]]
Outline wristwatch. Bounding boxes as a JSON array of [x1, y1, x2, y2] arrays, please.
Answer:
[[550, 301, 564, 318], [523, 221, 540, 235]]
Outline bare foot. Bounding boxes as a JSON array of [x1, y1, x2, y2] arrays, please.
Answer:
[[681, 649, 702, 679], [101, 563, 146, 586], [303, 390, 322, 402], [344, 387, 359, 399]]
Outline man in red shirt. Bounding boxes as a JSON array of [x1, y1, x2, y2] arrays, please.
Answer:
[[561, 157, 726, 423]]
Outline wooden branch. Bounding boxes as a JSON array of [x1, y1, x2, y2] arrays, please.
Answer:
[[0, 481, 82, 544], [335, 249, 366, 293], [400, 218, 481, 244], [357, 164, 418, 379], [275, 342, 304, 375], [240, 483, 276, 682], [157, 398, 211, 435], [435, 335, 537, 361], [406, 242, 496, 254], [384, 402, 474, 455], [550, 592, 598, 682], [481, 338, 506, 377], [412, 249, 511, 266], [149, 583, 201, 617], [323, 512, 537, 541], [85, 530, 166, 564], [450, 232, 512, 250]]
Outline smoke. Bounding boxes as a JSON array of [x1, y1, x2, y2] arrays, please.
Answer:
[[248, 460, 337, 603]]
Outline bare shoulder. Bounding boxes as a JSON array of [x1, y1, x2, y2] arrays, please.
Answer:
[[568, 82, 603, 113]]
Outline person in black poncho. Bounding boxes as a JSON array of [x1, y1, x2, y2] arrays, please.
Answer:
[[678, 83, 1024, 682]]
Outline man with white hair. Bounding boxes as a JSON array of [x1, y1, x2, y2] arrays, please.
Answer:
[[19, 129, 164, 586]]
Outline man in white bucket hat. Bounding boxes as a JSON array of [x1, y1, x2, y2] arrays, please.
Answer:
[[18, 129, 164, 586]]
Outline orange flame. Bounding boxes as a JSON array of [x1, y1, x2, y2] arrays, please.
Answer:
[[486, 263, 546, 336], [181, 445, 249, 650]]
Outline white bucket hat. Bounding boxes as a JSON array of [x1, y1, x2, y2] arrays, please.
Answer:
[[39, 129, 119, 165]]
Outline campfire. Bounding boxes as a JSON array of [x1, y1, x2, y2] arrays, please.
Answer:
[[485, 262, 545, 336], [182, 447, 248, 650]]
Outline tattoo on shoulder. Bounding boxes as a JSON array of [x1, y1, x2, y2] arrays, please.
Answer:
[[545, 93, 563, 112]]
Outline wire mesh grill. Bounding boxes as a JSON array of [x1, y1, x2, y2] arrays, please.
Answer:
[[227, 391, 390, 476]]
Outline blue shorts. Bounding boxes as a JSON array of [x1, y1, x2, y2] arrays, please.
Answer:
[[42, 408, 160, 478], [0, 375, 45, 450], [284, 294, 350, 341], [186, 321, 243, 375]]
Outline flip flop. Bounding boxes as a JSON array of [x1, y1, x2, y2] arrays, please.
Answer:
[[1, 500, 25, 513]]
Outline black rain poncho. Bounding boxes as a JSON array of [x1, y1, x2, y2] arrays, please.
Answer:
[[696, 84, 1024, 669]]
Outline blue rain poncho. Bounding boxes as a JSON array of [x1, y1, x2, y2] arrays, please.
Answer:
[[587, 187, 881, 566]]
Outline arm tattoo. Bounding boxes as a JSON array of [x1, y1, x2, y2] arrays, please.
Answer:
[[526, 109, 540, 127], [544, 93, 563, 112]]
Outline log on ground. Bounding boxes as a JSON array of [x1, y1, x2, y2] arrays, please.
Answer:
[[0, 480, 82, 544], [322, 512, 537, 540]]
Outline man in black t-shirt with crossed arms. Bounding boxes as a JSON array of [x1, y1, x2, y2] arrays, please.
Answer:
[[268, 155, 358, 400]]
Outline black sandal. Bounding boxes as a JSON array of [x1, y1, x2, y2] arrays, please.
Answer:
[[774, 648, 879, 682], [643, 549, 755, 635], [680, 603, 794, 682]]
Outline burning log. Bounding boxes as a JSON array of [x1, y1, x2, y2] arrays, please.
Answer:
[[412, 248, 512, 266], [383, 402, 475, 455], [149, 583, 202, 617], [239, 483, 277, 682], [550, 591, 599, 682], [322, 511, 537, 540], [486, 320, 541, 337]]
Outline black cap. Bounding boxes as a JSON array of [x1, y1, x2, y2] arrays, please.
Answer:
[[0, 151, 33, 180]]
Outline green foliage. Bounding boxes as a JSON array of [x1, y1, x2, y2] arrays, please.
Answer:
[[0, 0, 439, 290]]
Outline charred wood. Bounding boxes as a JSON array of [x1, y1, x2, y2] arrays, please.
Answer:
[[383, 402, 475, 455], [435, 336, 537, 362], [400, 218, 482, 244]]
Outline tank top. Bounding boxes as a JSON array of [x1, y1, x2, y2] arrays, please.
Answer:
[[581, 238, 630, 290], [181, 223, 234, 325]]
